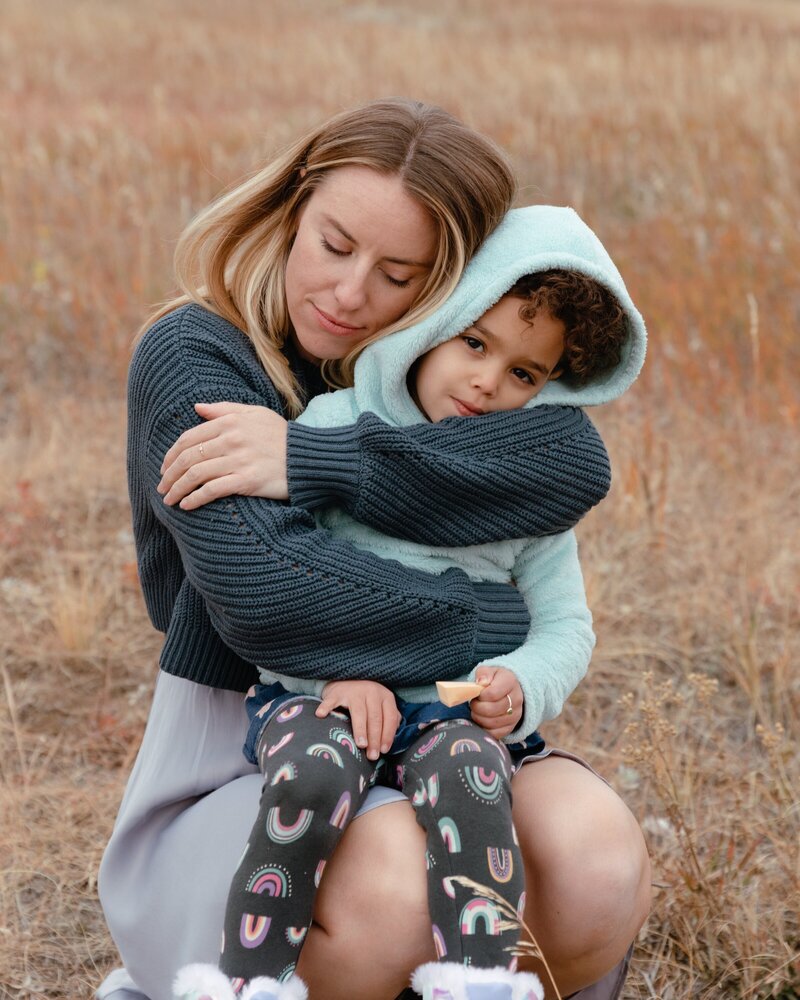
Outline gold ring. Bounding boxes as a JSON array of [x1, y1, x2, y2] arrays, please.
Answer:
[[505, 694, 513, 715]]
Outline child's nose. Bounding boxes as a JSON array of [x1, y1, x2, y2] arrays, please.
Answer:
[[471, 367, 500, 395]]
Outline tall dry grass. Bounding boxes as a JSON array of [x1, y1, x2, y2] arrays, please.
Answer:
[[1, 1, 798, 997]]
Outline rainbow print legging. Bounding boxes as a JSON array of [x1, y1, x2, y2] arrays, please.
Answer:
[[219, 698, 525, 984]]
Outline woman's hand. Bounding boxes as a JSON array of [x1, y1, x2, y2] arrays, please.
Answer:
[[316, 681, 401, 761], [470, 666, 524, 739], [157, 402, 289, 509]]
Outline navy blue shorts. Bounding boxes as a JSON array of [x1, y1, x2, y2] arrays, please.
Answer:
[[243, 682, 545, 767]]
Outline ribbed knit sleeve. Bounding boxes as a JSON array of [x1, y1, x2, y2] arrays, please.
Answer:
[[128, 305, 531, 688], [286, 407, 610, 546]]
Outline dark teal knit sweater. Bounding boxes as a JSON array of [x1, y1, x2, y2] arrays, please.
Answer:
[[128, 304, 611, 692]]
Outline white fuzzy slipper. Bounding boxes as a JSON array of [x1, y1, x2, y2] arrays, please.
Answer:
[[172, 963, 237, 1000], [411, 962, 543, 1000], [241, 975, 308, 1000]]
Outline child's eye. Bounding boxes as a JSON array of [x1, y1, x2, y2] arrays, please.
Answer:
[[462, 335, 484, 352], [320, 236, 348, 256], [511, 368, 535, 385]]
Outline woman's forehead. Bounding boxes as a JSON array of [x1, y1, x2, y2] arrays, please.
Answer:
[[308, 165, 436, 263]]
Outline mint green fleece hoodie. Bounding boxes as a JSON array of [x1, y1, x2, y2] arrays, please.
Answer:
[[258, 205, 647, 742]]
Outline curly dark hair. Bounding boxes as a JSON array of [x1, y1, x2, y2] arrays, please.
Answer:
[[507, 269, 627, 384]]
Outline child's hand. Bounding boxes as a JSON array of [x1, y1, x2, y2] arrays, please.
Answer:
[[316, 681, 401, 761], [470, 666, 524, 740]]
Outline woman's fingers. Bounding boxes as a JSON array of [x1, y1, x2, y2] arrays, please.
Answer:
[[160, 456, 228, 505], [158, 402, 289, 504], [159, 426, 219, 484]]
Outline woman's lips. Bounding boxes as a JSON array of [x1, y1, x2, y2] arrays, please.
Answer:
[[452, 397, 485, 416], [312, 304, 364, 337]]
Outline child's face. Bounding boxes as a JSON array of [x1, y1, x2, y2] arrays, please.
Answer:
[[412, 295, 565, 422]]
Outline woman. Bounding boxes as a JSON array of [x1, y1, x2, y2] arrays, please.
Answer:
[[98, 98, 650, 1000]]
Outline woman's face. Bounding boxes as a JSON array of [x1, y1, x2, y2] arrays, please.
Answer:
[[285, 165, 438, 363]]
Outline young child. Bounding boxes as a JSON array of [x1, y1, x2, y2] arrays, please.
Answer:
[[174, 205, 647, 1000]]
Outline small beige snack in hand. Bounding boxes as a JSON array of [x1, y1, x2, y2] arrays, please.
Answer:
[[435, 680, 485, 707]]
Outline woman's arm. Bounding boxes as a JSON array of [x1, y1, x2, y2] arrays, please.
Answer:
[[287, 409, 610, 545], [132, 309, 530, 686], [158, 403, 610, 546], [473, 530, 595, 742]]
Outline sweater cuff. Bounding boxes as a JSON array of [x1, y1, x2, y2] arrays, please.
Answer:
[[287, 422, 361, 511], [472, 582, 530, 662]]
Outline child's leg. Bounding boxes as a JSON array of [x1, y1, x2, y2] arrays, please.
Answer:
[[396, 720, 525, 970], [219, 698, 376, 985]]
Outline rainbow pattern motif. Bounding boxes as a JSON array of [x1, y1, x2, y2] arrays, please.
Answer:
[[278, 963, 297, 982], [270, 762, 297, 785], [460, 898, 503, 936], [305, 742, 345, 767], [517, 890, 527, 919], [432, 923, 448, 959], [461, 766, 503, 802], [427, 773, 440, 806], [411, 780, 428, 807], [329, 790, 351, 829], [266, 806, 314, 843], [438, 816, 462, 853], [246, 865, 291, 897], [487, 847, 514, 883], [286, 925, 308, 946], [412, 732, 446, 760], [277, 703, 304, 723], [266, 732, 295, 757], [450, 738, 482, 755], [328, 727, 360, 758], [442, 876, 456, 898], [240, 912, 271, 948], [314, 859, 326, 887]]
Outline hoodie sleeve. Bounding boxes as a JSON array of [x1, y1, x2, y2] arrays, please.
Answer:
[[287, 407, 610, 546], [468, 530, 595, 742]]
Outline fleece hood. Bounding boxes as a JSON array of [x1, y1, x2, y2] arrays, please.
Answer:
[[351, 205, 647, 425]]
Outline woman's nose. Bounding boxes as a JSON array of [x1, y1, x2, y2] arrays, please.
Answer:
[[334, 266, 367, 313]]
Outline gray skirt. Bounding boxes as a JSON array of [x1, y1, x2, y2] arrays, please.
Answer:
[[96, 671, 600, 1000]]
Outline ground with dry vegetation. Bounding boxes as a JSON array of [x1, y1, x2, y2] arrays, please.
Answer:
[[1, 1, 798, 997]]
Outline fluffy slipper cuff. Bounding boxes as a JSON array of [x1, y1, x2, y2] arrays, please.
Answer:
[[410, 963, 544, 1000], [241, 975, 308, 1000], [172, 963, 237, 1000], [512, 972, 545, 1000]]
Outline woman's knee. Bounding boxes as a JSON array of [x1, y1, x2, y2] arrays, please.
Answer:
[[513, 758, 651, 932]]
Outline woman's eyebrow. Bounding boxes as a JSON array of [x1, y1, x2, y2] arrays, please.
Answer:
[[323, 216, 429, 268]]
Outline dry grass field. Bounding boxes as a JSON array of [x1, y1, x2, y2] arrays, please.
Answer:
[[1, 0, 798, 997]]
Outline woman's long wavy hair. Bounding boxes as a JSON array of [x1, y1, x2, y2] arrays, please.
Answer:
[[144, 98, 516, 416]]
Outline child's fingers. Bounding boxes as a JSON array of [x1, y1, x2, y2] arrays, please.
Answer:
[[315, 696, 333, 718], [347, 701, 369, 752], [364, 699, 386, 761], [380, 702, 400, 755]]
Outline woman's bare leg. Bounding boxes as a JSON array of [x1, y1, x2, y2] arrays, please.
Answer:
[[511, 757, 651, 998], [296, 801, 435, 1000]]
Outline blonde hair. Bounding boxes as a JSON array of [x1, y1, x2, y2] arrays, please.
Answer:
[[145, 97, 516, 416]]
